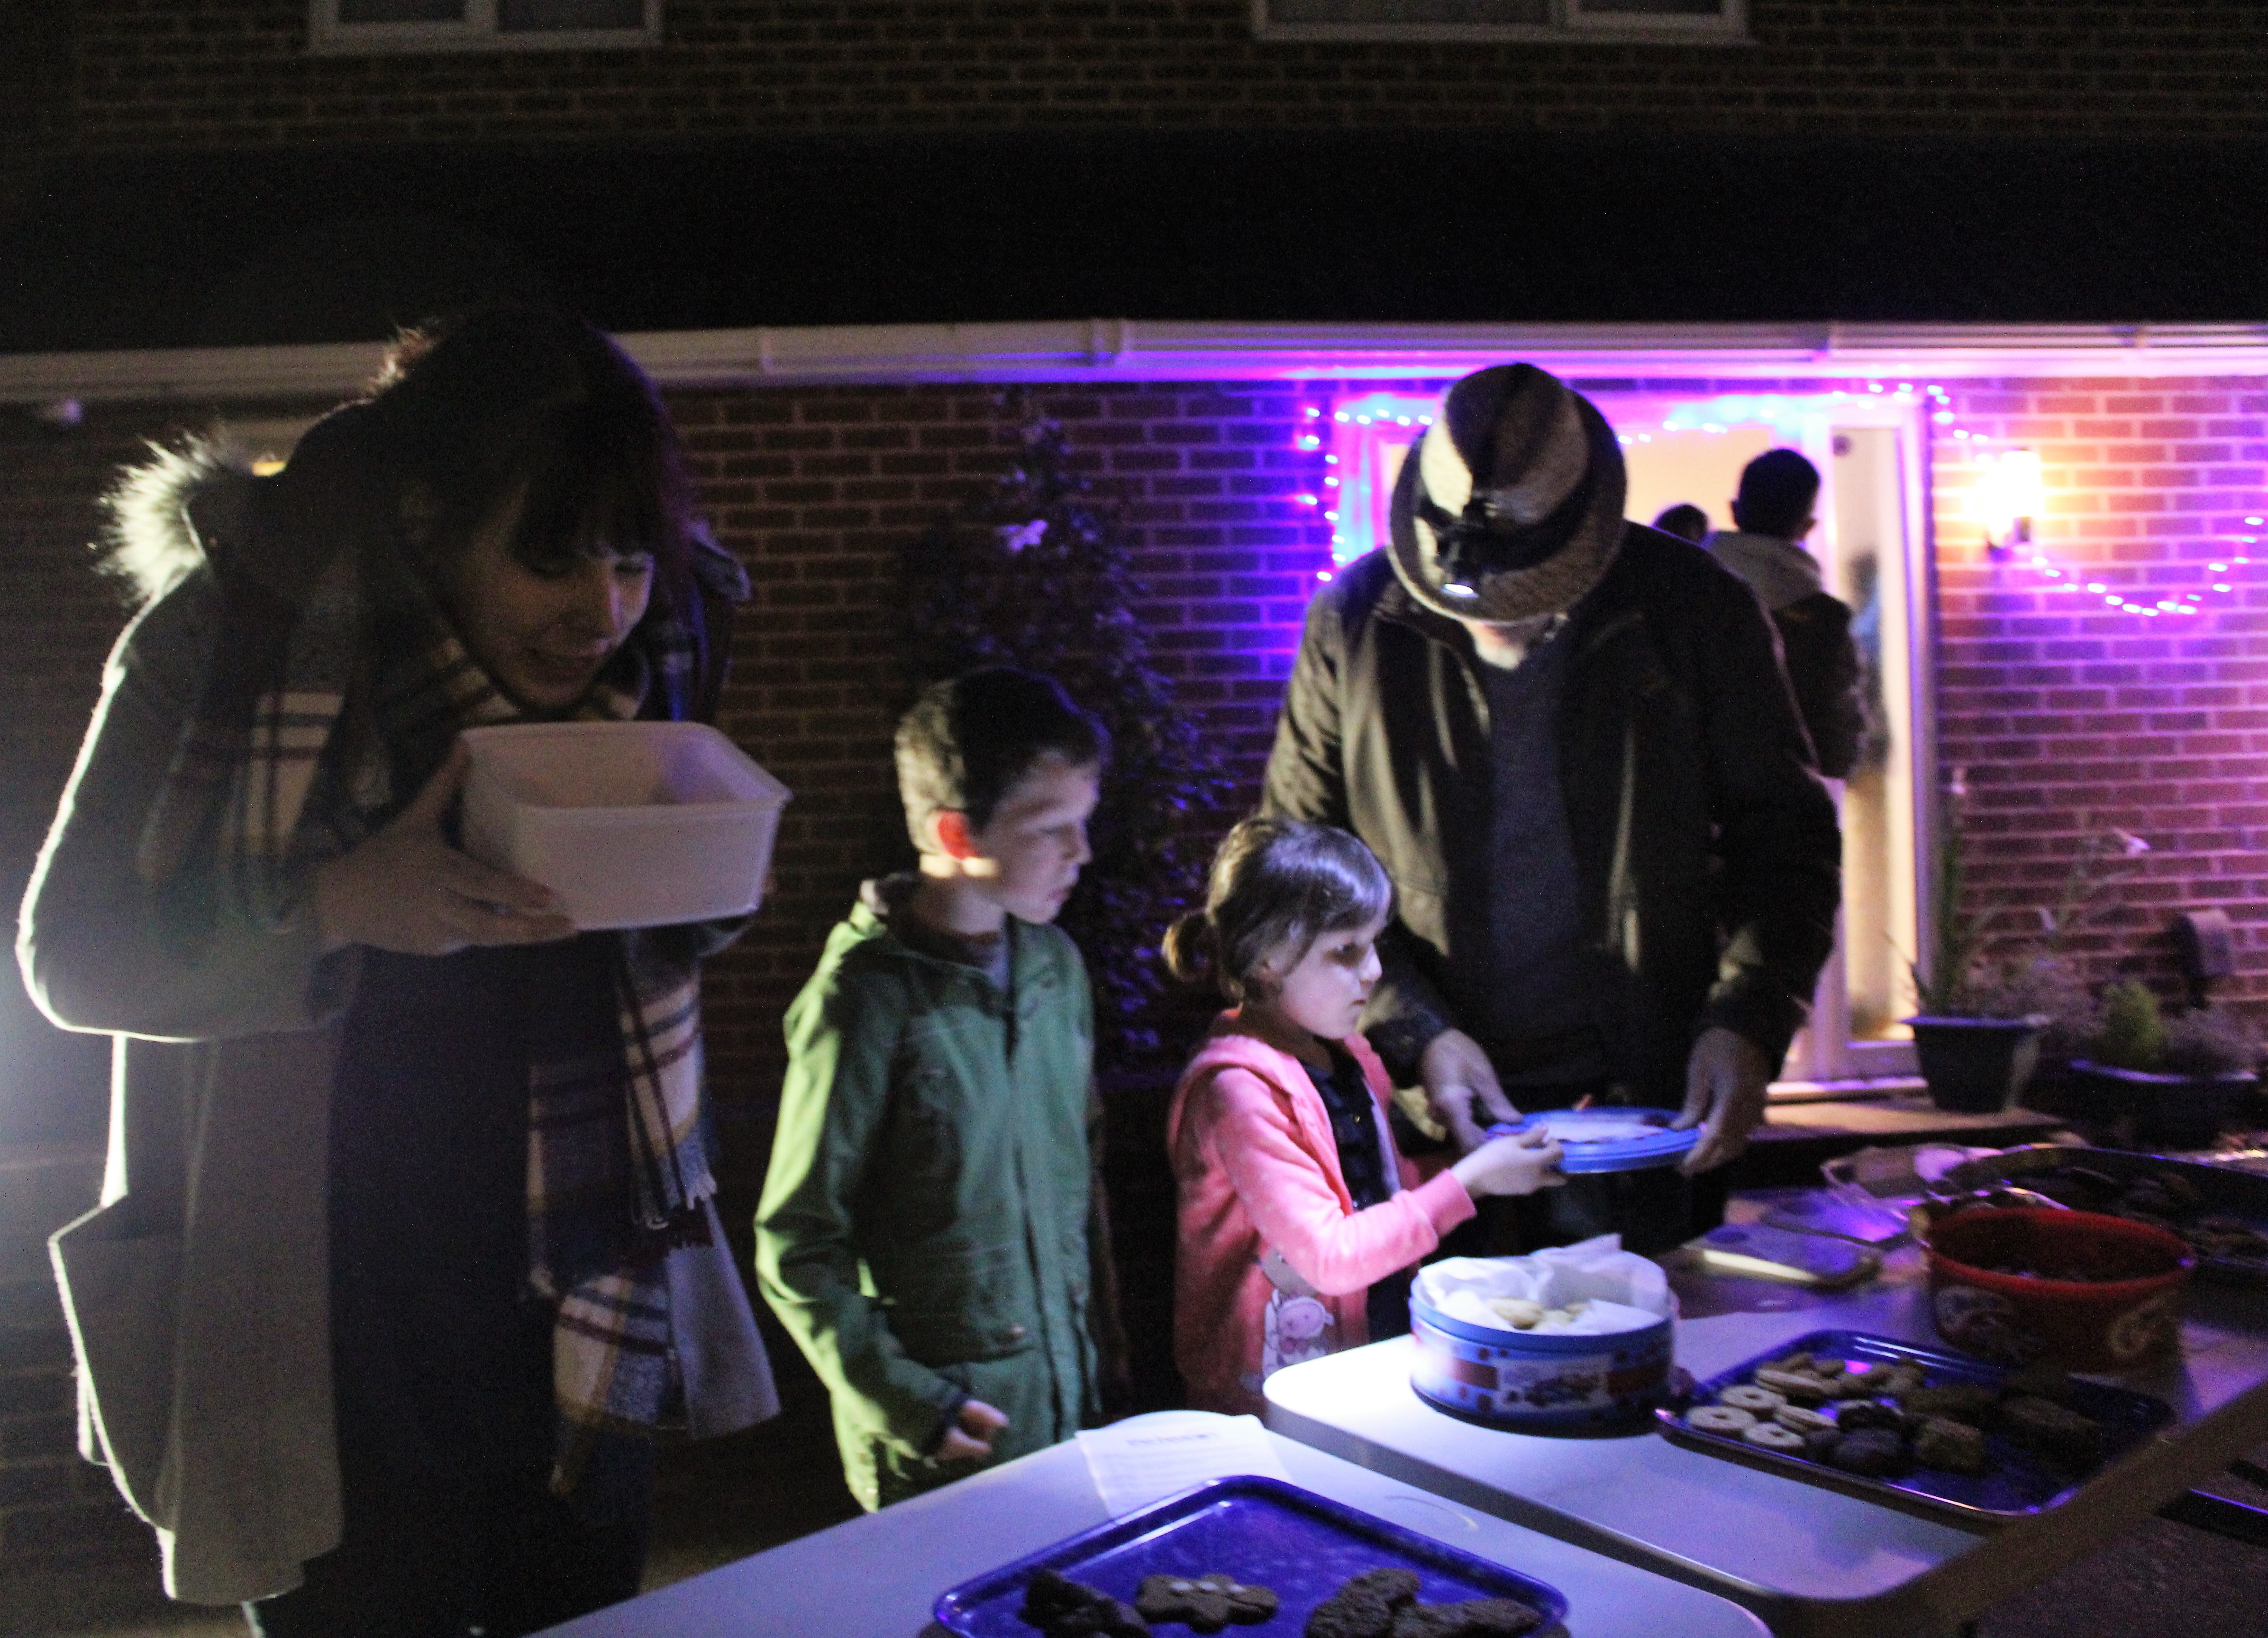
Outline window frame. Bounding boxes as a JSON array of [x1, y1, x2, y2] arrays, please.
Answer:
[[1250, 0, 1745, 45], [308, 0, 661, 55]]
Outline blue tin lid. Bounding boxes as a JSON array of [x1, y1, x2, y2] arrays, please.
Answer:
[[1487, 1106, 1698, 1173]]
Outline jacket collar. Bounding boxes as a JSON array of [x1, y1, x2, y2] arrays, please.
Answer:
[[1703, 529, 1824, 611], [1372, 527, 1646, 669], [849, 873, 1032, 993]]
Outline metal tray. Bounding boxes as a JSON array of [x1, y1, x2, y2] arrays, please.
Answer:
[[932, 1475, 1570, 1635], [1655, 1328, 2174, 1529], [1936, 1145, 2268, 1286]]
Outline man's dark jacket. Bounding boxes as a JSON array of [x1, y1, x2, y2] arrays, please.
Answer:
[[1262, 525, 1841, 1107]]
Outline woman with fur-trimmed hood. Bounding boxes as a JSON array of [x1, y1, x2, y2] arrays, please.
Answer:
[[20, 309, 775, 1634]]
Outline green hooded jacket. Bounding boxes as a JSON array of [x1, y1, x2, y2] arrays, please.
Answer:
[[756, 878, 1100, 1510]]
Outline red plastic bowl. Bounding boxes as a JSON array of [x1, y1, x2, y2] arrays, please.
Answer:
[[1924, 1207, 2195, 1370]]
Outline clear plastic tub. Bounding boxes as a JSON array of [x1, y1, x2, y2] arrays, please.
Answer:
[[460, 721, 791, 930]]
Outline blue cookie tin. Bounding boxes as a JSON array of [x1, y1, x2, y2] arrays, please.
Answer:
[[1486, 1107, 1698, 1174], [933, 1474, 1570, 1635], [1410, 1297, 1676, 1430]]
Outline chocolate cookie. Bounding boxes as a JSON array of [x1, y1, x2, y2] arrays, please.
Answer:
[[1306, 1568, 1422, 1638], [1833, 1400, 1908, 1437], [1913, 1415, 1989, 1476], [1021, 1569, 1151, 1637], [1825, 1428, 1911, 1478], [1997, 1395, 2102, 1467], [1389, 1596, 1546, 1636], [1135, 1574, 1279, 1632], [1902, 1383, 1999, 1427]]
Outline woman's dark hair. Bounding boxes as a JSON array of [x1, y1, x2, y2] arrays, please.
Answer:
[[368, 307, 697, 599], [895, 666, 1111, 844], [1162, 818, 1392, 1005], [1650, 501, 1710, 544]]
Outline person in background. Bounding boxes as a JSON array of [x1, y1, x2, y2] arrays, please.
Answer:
[[1704, 448, 1869, 780], [1264, 364, 1840, 1254], [1163, 818, 1562, 1415], [1650, 501, 1710, 543], [20, 308, 775, 1636], [757, 668, 1121, 1511]]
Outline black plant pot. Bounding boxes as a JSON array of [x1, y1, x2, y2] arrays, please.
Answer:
[[1907, 1016, 2043, 1115], [2066, 1060, 2261, 1151]]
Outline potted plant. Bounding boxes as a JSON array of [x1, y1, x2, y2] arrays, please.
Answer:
[[1906, 780, 2146, 1115], [2069, 980, 2262, 1150], [1905, 776, 2049, 1112]]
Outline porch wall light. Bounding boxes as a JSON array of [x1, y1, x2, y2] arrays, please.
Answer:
[[1979, 447, 2045, 554]]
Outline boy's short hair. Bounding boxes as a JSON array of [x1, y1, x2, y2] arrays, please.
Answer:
[[1731, 448, 1821, 540], [895, 667, 1110, 846]]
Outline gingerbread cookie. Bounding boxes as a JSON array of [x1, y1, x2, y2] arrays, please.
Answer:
[[1389, 1596, 1546, 1637], [1305, 1567, 1421, 1638], [1021, 1568, 1151, 1637], [1135, 1573, 1279, 1632]]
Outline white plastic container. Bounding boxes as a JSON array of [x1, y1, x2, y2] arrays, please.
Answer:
[[460, 721, 791, 930]]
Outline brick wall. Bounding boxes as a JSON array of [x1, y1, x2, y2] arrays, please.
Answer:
[[10, 370, 2268, 1128], [1931, 376, 2268, 1015], [35, 0, 2268, 151]]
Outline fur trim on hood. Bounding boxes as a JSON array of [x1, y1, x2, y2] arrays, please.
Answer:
[[100, 437, 261, 607], [1703, 528, 1825, 612]]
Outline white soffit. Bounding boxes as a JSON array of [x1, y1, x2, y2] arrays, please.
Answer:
[[5, 319, 2268, 406]]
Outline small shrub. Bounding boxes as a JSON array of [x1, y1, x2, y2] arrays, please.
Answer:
[[2159, 1007, 2261, 1078], [2090, 981, 2166, 1072]]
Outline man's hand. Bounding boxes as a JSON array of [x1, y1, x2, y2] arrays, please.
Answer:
[[1419, 1029, 1522, 1154], [937, 1398, 1010, 1463], [1673, 1026, 1773, 1174], [312, 741, 576, 956]]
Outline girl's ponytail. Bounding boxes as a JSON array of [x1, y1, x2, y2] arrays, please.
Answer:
[[1161, 910, 1220, 990]]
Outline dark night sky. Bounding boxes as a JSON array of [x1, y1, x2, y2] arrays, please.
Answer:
[[5, 133, 2266, 350]]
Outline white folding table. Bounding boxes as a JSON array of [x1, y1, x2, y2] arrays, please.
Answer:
[[1263, 1253, 2268, 1638], [536, 1418, 1771, 1637]]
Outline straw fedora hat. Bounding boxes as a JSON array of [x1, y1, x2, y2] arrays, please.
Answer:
[[1387, 364, 1628, 623]]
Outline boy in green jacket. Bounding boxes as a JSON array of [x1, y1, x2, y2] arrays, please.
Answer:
[[757, 668, 1112, 1510]]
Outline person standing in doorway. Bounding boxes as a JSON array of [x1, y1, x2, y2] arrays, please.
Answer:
[[1704, 449, 1869, 780]]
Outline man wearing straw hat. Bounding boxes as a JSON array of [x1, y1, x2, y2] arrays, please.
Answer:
[[1263, 364, 1840, 1250]]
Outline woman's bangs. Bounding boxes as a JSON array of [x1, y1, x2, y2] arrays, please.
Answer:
[[510, 439, 672, 572]]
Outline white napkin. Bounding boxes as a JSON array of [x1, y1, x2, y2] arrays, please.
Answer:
[[1413, 1235, 1675, 1336], [1075, 1410, 1293, 1517]]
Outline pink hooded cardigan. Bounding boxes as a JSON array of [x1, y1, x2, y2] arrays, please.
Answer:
[[1165, 1014, 1475, 1416]]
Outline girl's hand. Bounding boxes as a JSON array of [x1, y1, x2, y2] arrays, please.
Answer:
[[312, 741, 577, 956], [937, 1398, 1009, 1463], [1449, 1128, 1567, 1200]]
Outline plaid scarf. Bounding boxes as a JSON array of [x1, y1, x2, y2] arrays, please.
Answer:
[[136, 521, 733, 1505]]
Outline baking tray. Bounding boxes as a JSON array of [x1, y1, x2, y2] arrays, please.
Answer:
[[1936, 1145, 2268, 1286], [933, 1475, 1570, 1635], [1485, 1107, 1697, 1173], [1655, 1328, 2174, 1529]]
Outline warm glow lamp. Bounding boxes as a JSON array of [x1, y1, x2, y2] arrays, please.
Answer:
[[1978, 446, 2045, 552]]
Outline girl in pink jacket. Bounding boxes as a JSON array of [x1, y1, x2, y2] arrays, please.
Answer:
[[1162, 819, 1564, 1415]]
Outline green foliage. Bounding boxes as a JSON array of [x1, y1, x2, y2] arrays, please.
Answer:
[[902, 392, 1230, 1068], [1913, 775, 2148, 1023], [2091, 980, 2167, 1072], [1912, 777, 1983, 1015], [2159, 1005, 2262, 1078]]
